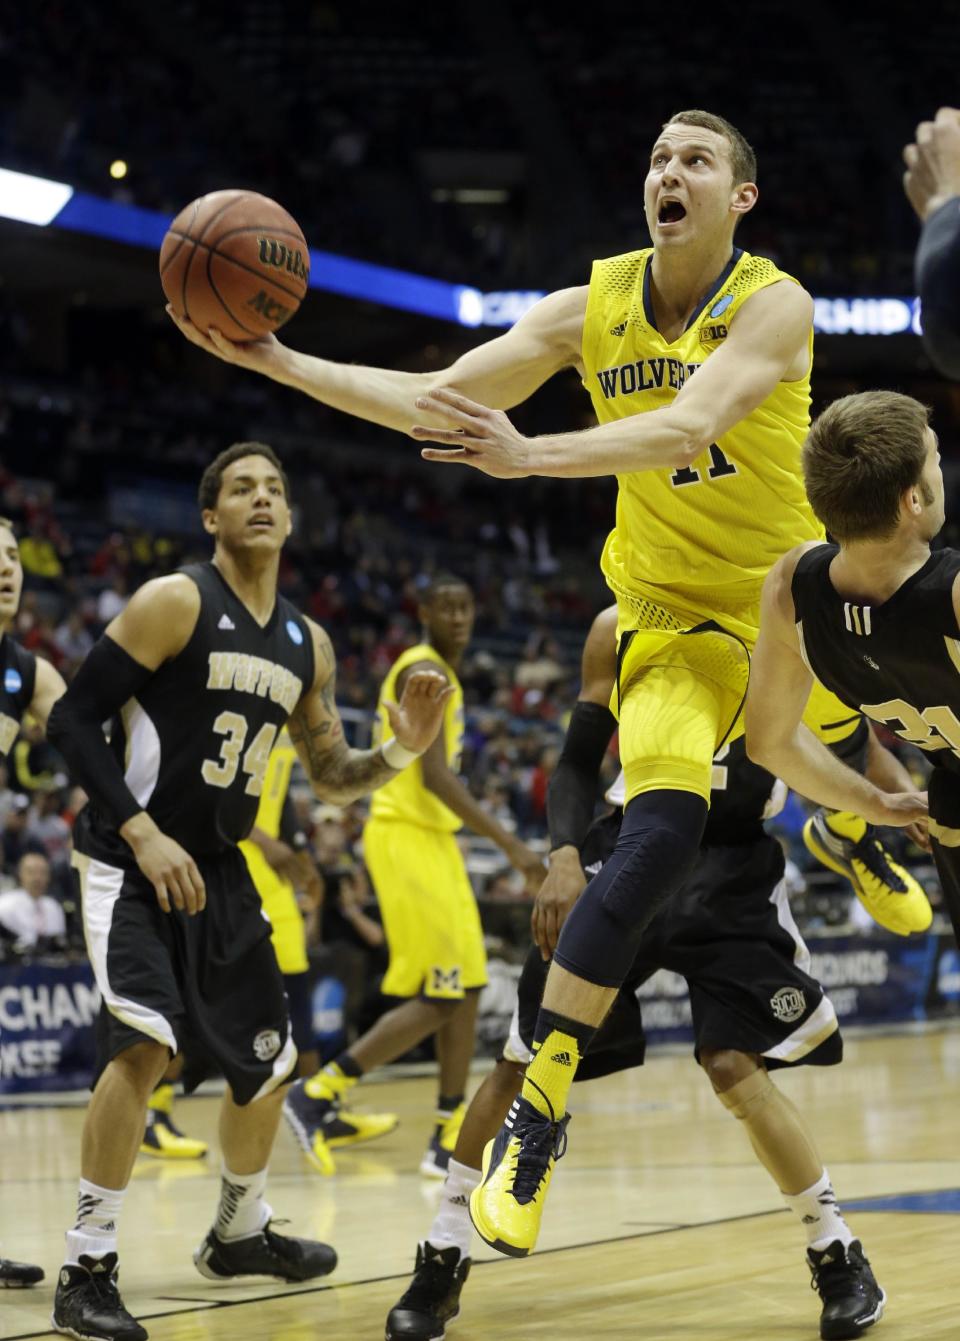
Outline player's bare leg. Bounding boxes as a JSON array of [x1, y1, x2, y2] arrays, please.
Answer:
[[54, 1039, 169, 1341], [194, 1082, 337, 1285], [703, 1049, 886, 1338], [422, 988, 482, 1176], [387, 1060, 525, 1341]]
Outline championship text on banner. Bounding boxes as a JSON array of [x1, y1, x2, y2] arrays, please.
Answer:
[[0, 961, 100, 1093]]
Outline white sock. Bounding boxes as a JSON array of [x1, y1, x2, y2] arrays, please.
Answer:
[[65, 1178, 126, 1264], [215, 1165, 272, 1241], [426, 1158, 481, 1259], [784, 1169, 854, 1251]]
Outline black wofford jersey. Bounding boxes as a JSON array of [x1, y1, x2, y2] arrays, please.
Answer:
[[0, 634, 36, 759], [792, 543, 960, 778], [81, 563, 315, 862]]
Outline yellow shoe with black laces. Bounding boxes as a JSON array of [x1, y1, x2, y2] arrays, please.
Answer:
[[420, 1101, 467, 1178], [140, 1085, 208, 1160], [803, 809, 933, 936], [468, 1080, 569, 1258]]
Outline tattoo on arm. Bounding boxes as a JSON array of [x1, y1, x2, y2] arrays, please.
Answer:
[[289, 631, 399, 803]]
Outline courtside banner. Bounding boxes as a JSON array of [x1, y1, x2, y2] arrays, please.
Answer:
[[0, 961, 100, 1093]]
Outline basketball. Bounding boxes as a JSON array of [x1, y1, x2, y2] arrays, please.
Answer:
[[159, 190, 309, 342]]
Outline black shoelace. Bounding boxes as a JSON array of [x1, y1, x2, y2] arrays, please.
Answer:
[[78, 1271, 123, 1308], [810, 1255, 867, 1303], [401, 1255, 456, 1309], [511, 1114, 569, 1204], [853, 834, 909, 893]]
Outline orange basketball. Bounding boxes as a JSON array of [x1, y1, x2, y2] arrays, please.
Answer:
[[160, 190, 309, 342]]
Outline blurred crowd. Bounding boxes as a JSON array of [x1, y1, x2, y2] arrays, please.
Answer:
[[6, 7, 959, 292]]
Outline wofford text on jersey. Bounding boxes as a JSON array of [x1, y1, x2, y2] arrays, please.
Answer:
[[206, 652, 303, 715]]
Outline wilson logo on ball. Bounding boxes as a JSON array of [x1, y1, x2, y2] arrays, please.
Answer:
[[257, 237, 310, 284]]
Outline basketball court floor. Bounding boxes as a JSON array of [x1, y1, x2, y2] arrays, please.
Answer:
[[3, 1028, 960, 1340]]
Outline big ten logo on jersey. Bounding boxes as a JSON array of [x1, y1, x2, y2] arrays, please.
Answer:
[[596, 356, 700, 401], [0, 712, 18, 755]]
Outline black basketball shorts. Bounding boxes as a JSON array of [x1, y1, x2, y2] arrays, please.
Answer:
[[74, 844, 297, 1105], [506, 817, 841, 1076]]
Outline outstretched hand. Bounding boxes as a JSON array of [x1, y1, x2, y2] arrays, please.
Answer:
[[165, 304, 284, 374], [903, 107, 960, 221], [412, 388, 532, 478], [385, 670, 455, 755]]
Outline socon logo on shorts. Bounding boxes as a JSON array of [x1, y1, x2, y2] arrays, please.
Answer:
[[4, 669, 22, 694], [252, 1029, 281, 1061], [286, 619, 304, 645], [770, 986, 806, 1024]]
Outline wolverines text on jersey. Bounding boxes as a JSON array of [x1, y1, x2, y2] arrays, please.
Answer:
[[581, 246, 823, 637]]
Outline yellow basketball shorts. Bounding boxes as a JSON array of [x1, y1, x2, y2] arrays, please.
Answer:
[[363, 816, 487, 1000], [612, 596, 862, 808], [239, 840, 308, 975]]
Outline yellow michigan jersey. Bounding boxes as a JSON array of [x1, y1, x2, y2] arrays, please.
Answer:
[[369, 643, 465, 831], [239, 728, 308, 975], [364, 642, 485, 999], [582, 245, 824, 642]]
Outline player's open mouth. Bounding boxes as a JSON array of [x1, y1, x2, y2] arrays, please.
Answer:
[[248, 518, 274, 529], [658, 200, 687, 224], [0, 583, 15, 596]]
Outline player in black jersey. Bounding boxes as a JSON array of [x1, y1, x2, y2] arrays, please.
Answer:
[[0, 516, 66, 1289], [387, 606, 889, 1341], [746, 393, 938, 924], [46, 444, 453, 1341]]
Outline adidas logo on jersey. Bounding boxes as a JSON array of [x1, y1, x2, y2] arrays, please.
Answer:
[[863, 654, 879, 670], [550, 1050, 573, 1066], [609, 320, 628, 337], [218, 614, 236, 631]]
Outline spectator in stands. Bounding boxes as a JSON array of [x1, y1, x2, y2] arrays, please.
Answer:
[[0, 852, 65, 947]]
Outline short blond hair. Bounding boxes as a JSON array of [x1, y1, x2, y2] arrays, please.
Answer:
[[664, 109, 757, 184]]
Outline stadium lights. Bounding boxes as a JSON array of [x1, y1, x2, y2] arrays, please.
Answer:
[[0, 167, 74, 227], [0, 166, 926, 335], [109, 160, 129, 181]]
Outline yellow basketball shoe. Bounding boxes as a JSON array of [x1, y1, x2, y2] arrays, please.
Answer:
[[420, 1100, 467, 1178], [140, 1085, 208, 1160], [469, 1079, 569, 1258], [803, 809, 933, 936], [283, 1077, 397, 1174]]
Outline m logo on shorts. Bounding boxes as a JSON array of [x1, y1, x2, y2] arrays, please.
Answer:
[[252, 1029, 281, 1061], [430, 966, 462, 994], [770, 986, 806, 1024]]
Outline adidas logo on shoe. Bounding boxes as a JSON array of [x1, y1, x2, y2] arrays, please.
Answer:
[[550, 1051, 573, 1066], [450, 1194, 470, 1206]]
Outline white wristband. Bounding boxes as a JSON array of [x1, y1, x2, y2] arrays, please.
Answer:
[[381, 737, 422, 770]]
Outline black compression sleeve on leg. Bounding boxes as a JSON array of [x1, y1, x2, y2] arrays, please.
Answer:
[[916, 197, 960, 379], [547, 700, 617, 852], [47, 635, 156, 828], [553, 789, 707, 986]]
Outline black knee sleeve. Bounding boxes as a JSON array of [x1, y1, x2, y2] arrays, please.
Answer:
[[553, 789, 707, 987]]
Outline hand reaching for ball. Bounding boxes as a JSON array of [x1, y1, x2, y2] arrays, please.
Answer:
[[166, 305, 285, 374]]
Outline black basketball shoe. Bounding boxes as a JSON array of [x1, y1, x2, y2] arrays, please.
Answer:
[[0, 1256, 44, 1287], [385, 1242, 471, 1340], [193, 1223, 337, 1282], [808, 1238, 886, 1339], [52, 1253, 147, 1341]]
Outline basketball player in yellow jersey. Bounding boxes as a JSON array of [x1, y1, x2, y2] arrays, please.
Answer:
[[283, 574, 545, 1177], [170, 109, 925, 1252]]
